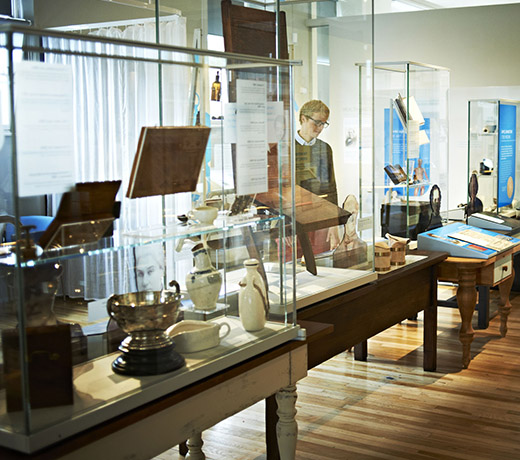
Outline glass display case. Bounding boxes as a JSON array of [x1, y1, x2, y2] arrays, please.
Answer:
[[467, 99, 520, 217], [275, 0, 377, 295], [358, 61, 450, 241], [0, 23, 300, 453]]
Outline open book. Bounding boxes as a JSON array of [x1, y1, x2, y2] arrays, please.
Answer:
[[384, 164, 408, 185], [38, 180, 121, 250], [393, 93, 425, 128], [126, 126, 210, 199]]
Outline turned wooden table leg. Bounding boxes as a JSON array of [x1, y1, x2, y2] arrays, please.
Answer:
[[276, 385, 298, 460], [498, 269, 514, 337], [185, 432, 205, 460], [456, 267, 477, 369]]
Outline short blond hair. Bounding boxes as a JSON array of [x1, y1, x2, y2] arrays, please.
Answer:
[[300, 100, 329, 124]]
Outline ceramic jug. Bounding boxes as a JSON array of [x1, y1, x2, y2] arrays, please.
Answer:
[[238, 259, 268, 331], [186, 243, 222, 311]]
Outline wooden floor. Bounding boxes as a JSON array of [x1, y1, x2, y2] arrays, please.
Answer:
[[156, 289, 520, 460]]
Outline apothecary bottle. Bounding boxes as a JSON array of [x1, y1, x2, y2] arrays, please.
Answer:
[[238, 259, 268, 331]]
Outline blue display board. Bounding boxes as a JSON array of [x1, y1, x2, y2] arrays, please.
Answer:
[[384, 108, 431, 196], [497, 103, 517, 208], [417, 222, 519, 259]]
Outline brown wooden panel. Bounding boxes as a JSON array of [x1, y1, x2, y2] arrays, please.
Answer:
[[221, 0, 288, 60], [299, 256, 442, 369], [256, 185, 350, 232], [39, 180, 121, 250]]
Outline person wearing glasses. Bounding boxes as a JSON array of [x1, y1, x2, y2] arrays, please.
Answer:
[[295, 100, 340, 253], [295, 99, 337, 205]]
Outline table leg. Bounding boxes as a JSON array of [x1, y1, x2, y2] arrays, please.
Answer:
[[276, 385, 298, 460], [456, 267, 477, 368], [297, 227, 317, 275], [476, 286, 490, 329], [266, 394, 279, 460], [498, 269, 514, 337], [185, 433, 205, 460], [354, 341, 368, 361], [179, 441, 188, 456], [423, 264, 437, 371]]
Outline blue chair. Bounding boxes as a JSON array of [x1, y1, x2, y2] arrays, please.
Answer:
[[4, 215, 53, 244]]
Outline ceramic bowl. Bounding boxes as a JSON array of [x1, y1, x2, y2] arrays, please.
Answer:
[[189, 206, 218, 225], [168, 320, 230, 353]]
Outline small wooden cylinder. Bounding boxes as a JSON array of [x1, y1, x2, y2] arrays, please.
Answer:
[[374, 243, 391, 272], [390, 242, 406, 266]]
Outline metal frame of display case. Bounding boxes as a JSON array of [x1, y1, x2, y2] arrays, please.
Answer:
[[358, 61, 450, 241], [0, 23, 302, 453]]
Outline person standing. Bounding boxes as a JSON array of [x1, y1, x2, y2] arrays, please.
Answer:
[[295, 99, 338, 206], [295, 100, 340, 253]]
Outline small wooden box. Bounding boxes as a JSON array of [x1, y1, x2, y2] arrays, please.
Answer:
[[2, 324, 73, 412]]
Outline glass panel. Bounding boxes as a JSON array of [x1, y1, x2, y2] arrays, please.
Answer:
[[0, 21, 298, 452], [279, 0, 376, 305], [360, 61, 450, 244]]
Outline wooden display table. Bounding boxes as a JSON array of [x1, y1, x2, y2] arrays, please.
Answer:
[[297, 251, 448, 371], [263, 253, 447, 460], [437, 246, 517, 368], [0, 333, 310, 460]]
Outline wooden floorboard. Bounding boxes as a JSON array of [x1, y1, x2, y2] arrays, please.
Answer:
[[155, 288, 520, 459]]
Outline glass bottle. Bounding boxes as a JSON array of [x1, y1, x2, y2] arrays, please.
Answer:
[[211, 71, 221, 101]]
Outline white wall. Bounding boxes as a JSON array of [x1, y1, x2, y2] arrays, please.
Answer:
[[375, 4, 520, 88], [374, 3, 520, 208], [323, 18, 373, 205], [285, 3, 520, 212]]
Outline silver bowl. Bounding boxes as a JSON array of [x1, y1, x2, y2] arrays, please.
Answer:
[[107, 280, 182, 352]]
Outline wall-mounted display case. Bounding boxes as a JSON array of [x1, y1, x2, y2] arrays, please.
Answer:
[[0, 22, 302, 453], [467, 99, 520, 217], [358, 61, 450, 240]]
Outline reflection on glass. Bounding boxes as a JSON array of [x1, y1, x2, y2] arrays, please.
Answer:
[[134, 245, 165, 292]]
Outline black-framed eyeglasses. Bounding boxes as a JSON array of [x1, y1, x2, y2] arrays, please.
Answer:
[[307, 116, 329, 128]]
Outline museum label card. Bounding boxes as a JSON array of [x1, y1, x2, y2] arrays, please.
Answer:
[[224, 100, 284, 145], [15, 61, 75, 197], [236, 79, 268, 196]]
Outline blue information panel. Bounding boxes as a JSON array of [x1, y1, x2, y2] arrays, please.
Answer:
[[417, 222, 519, 259], [497, 103, 517, 208]]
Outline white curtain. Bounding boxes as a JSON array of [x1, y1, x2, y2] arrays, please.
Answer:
[[44, 16, 192, 299]]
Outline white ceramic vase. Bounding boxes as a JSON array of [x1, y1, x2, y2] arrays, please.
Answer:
[[186, 243, 222, 311], [238, 259, 268, 332]]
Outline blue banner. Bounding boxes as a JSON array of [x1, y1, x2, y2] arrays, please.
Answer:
[[497, 104, 517, 208]]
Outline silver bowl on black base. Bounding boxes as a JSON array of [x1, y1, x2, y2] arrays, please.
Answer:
[[107, 281, 185, 375]]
